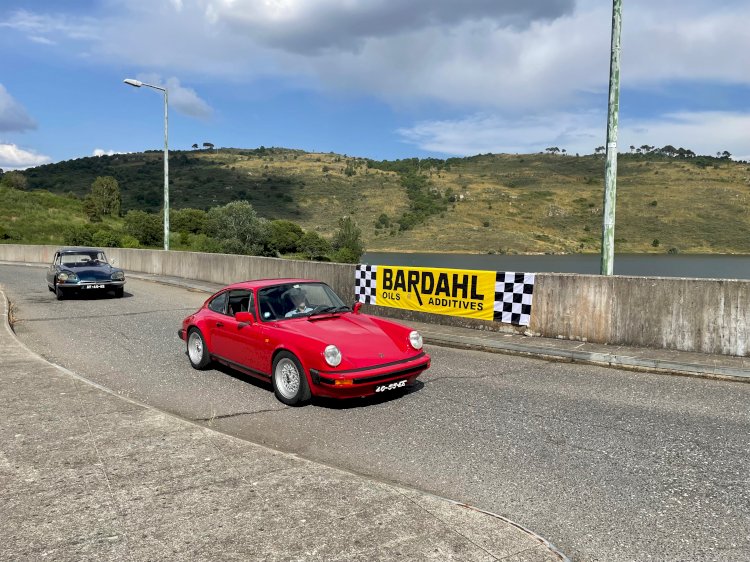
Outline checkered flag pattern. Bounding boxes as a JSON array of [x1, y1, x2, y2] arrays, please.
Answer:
[[493, 272, 535, 326], [355, 265, 378, 305]]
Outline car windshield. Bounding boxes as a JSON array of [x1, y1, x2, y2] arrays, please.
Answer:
[[61, 251, 108, 267], [257, 282, 346, 321]]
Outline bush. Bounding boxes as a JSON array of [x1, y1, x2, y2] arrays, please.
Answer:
[[120, 235, 140, 248], [268, 219, 304, 254], [331, 216, 364, 262], [63, 224, 97, 246], [298, 231, 331, 260], [171, 208, 207, 234], [92, 229, 120, 247], [124, 210, 162, 247]]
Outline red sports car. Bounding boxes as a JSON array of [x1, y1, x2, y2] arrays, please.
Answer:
[[178, 278, 430, 405]]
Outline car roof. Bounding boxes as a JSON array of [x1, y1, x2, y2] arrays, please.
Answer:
[[222, 278, 324, 291], [57, 246, 105, 253]]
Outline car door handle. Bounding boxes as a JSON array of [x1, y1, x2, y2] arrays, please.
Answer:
[[216, 321, 224, 327]]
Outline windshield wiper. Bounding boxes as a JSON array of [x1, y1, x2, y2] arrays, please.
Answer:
[[309, 305, 351, 317]]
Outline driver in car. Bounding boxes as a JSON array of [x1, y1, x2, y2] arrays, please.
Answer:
[[285, 287, 314, 317]]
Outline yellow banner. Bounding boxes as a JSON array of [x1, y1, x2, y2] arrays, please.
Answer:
[[376, 265, 495, 320]]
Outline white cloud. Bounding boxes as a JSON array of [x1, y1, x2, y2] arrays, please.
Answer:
[[0, 9, 100, 43], [0, 84, 37, 133], [0, 143, 50, 170], [132, 74, 214, 119], [207, 0, 575, 54], [5, 1, 749, 111], [93, 149, 128, 157], [398, 110, 750, 159]]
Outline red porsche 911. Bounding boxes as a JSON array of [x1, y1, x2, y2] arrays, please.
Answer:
[[178, 278, 430, 405]]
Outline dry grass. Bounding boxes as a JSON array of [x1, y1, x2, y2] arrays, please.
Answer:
[[7, 300, 18, 330]]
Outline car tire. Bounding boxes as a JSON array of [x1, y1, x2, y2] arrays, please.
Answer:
[[272, 351, 311, 406], [187, 328, 211, 370], [114, 287, 124, 298], [55, 283, 65, 300]]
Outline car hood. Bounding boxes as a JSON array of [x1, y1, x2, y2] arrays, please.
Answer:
[[64, 265, 119, 281], [280, 314, 417, 364]]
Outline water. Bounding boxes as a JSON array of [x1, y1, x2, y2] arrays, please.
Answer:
[[361, 252, 750, 280]]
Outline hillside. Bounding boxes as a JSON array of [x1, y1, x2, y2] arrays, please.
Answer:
[[12, 148, 750, 254]]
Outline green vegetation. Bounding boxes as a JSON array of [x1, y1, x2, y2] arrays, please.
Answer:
[[3, 146, 750, 256]]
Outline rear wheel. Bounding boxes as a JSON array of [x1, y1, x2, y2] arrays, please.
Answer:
[[272, 352, 311, 406], [187, 328, 211, 370]]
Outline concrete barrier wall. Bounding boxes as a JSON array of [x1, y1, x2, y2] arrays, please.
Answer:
[[2, 244, 748, 357]]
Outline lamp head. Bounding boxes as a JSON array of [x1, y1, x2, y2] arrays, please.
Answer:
[[123, 78, 143, 88]]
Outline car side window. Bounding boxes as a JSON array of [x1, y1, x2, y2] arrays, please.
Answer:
[[207, 292, 228, 314], [53, 253, 61, 266], [227, 290, 253, 317]]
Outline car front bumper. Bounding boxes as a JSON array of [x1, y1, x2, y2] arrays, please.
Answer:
[[309, 352, 431, 399]]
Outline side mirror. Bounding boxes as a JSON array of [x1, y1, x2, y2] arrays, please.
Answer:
[[235, 311, 255, 328], [352, 302, 362, 314], [110, 258, 116, 265]]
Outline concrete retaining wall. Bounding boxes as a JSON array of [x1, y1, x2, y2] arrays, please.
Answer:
[[2, 244, 747, 357]]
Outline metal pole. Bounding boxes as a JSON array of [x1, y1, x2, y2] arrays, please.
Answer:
[[600, 0, 622, 275], [163, 88, 169, 251]]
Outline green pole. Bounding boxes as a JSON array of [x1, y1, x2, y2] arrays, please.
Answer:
[[600, 0, 622, 275]]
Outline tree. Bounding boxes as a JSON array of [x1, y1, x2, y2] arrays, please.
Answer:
[[192, 143, 199, 149], [0, 171, 28, 190], [89, 176, 121, 217], [331, 216, 364, 263], [202, 142, 214, 150], [204, 200, 270, 255], [298, 231, 331, 261], [594, 146, 605, 155], [268, 219, 304, 254], [124, 210, 162, 247], [171, 208, 207, 234], [721, 150, 732, 159]]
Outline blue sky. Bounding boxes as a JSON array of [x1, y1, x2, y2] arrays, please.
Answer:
[[1, 0, 749, 170]]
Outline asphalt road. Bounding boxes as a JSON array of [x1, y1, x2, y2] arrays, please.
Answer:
[[2, 264, 749, 562]]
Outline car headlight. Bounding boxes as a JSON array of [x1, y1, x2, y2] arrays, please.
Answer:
[[324, 344, 342, 367], [58, 272, 77, 282], [409, 331, 423, 350], [111, 271, 125, 281]]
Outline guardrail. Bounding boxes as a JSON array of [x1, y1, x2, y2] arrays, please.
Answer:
[[2, 244, 748, 357]]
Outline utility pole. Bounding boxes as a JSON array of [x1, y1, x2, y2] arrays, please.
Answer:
[[600, 0, 622, 275]]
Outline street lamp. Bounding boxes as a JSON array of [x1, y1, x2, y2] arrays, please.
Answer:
[[123, 78, 170, 251]]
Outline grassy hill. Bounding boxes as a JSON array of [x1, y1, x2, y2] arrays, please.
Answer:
[[10, 148, 750, 254]]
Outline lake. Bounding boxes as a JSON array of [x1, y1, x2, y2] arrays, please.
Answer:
[[361, 252, 750, 280]]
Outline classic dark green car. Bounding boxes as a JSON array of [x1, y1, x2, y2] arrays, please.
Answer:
[[46, 247, 126, 300]]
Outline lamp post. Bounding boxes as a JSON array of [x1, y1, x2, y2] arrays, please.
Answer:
[[600, 0, 622, 275], [123, 78, 170, 251]]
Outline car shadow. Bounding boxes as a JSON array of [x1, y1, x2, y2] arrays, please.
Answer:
[[56, 290, 133, 300], [312, 381, 425, 410], [201, 359, 425, 409]]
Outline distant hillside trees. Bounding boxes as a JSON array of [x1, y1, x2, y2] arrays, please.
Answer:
[[0, 171, 28, 190], [202, 142, 214, 150]]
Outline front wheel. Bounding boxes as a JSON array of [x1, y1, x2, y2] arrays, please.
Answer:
[[187, 328, 211, 370], [114, 286, 124, 298], [272, 352, 311, 406], [55, 283, 65, 300]]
